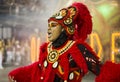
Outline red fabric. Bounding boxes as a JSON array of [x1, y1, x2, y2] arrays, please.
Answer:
[[70, 41, 88, 75], [50, 40, 89, 80], [39, 42, 48, 65], [8, 62, 40, 82], [95, 61, 120, 82], [58, 52, 70, 80], [72, 2, 92, 41], [9, 40, 120, 82], [8, 42, 55, 82], [8, 40, 89, 82], [38, 42, 55, 82]]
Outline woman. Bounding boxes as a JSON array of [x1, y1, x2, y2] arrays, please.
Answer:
[[8, 2, 120, 82]]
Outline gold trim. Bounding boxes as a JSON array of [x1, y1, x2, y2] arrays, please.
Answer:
[[58, 65, 64, 75], [67, 26, 75, 35], [74, 71, 80, 80], [47, 40, 75, 63], [47, 50, 59, 63], [74, 71, 80, 76]]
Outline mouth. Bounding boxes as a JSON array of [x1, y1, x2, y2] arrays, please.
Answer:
[[47, 32, 52, 38]]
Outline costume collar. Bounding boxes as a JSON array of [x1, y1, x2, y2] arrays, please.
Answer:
[[52, 30, 68, 48]]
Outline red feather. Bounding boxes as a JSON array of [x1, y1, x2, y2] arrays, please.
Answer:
[[72, 2, 92, 41]]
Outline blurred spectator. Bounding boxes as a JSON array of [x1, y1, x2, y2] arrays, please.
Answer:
[[21, 40, 30, 65], [0, 39, 4, 69], [14, 40, 22, 65], [6, 39, 14, 65]]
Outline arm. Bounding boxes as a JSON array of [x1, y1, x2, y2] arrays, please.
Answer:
[[77, 43, 102, 75], [76, 42, 120, 82], [8, 62, 39, 82], [8, 43, 48, 82]]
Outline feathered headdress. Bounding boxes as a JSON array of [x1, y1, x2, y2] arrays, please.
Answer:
[[48, 2, 92, 41]]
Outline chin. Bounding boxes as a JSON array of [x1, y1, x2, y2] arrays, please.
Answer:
[[48, 38, 56, 42], [48, 39, 53, 42]]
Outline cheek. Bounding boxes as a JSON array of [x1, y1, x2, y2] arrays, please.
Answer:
[[52, 31, 60, 38], [52, 28, 62, 39]]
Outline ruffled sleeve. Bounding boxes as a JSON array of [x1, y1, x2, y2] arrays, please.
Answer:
[[95, 61, 120, 82], [8, 62, 40, 82], [8, 43, 48, 82], [69, 41, 88, 75], [76, 40, 101, 75]]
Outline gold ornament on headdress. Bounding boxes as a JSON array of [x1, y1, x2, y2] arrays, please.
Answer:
[[67, 25, 75, 35], [68, 7, 76, 18], [52, 9, 67, 20], [64, 7, 77, 35]]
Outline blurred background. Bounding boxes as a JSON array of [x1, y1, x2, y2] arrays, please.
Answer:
[[0, 0, 120, 82]]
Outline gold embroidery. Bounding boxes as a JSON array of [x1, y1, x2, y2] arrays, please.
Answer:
[[67, 26, 75, 35], [68, 7, 76, 18], [52, 9, 67, 19], [47, 40, 75, 63], [74, 71, 80, 80], [58, 65, 64, 75], [47, 50, 59, 63]]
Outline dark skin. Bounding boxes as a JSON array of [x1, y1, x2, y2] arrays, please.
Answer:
[[48, 21, 64, 42]]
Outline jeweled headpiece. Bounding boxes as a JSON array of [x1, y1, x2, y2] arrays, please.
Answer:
[[48, 2, 92, 41]]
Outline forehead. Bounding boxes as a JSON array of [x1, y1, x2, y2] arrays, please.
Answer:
[[48, 21, 58, 24]]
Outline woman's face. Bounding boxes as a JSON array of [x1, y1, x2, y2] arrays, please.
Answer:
[[48, 21, 63, 42]]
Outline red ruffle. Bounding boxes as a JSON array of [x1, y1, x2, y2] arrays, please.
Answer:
[[8, 62, 40, 82], [69, 40, 88, 75], [72, 2, 92, 41], [95, 61, 120, 82], [39, 42, 48, 64]]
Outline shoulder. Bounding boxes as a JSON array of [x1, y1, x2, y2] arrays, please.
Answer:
[[75, 39, 91, 48], [71, 40, 91, 51], [74, 40, 99, 59], [40, 42, 49, 52], [75, 40, 101, 75], [76, 40, 95, 53]]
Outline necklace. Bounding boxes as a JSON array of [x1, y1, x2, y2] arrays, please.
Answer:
[[47, 40, 75, 63]]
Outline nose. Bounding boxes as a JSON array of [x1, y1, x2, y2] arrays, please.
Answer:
[[48, 27, 51, 31], [47, 28, 51, 34]]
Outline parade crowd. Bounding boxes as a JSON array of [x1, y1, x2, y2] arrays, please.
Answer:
[[0, 39, 30, 69]]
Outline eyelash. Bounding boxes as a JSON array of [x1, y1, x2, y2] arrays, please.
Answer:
[[48, 23, 58, 27]]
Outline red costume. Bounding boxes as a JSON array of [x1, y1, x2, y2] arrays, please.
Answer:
[[9, 2, 120, 82]]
